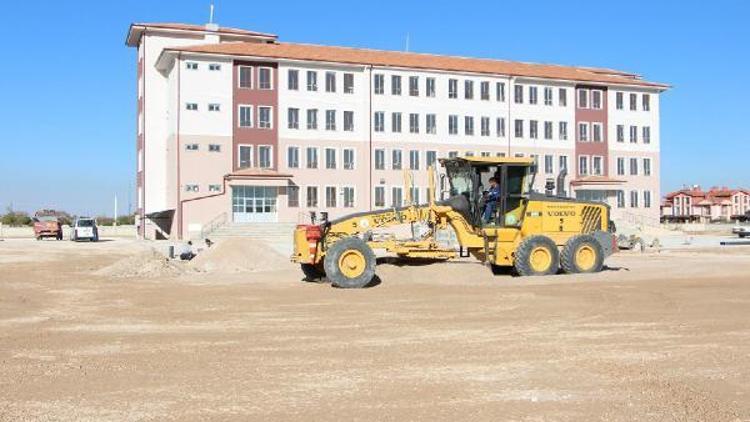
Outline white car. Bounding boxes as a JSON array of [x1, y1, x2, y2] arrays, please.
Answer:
[[732, 225, 749, 238], [71, 217, 99, 242]]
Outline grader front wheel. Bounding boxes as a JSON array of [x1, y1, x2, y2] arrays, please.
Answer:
[[323, 237, 376, 288]]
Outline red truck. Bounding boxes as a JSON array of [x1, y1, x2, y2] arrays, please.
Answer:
[[33, 215, 63, 240]]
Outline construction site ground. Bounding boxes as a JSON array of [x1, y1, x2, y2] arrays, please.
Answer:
[[1, 237, 749, 421]]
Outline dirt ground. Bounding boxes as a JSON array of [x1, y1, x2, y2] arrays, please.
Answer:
[[1, 238, 749, 421]]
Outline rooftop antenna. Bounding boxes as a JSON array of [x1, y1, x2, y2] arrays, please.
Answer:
[[209, 2, 215, 24]]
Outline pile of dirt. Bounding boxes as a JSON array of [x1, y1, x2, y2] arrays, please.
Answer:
[[189, 238, 288, 273], [94, 248, 187, 279]]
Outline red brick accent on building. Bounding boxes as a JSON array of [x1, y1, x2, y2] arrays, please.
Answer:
[[232, 61, 279, 171], [575, 85, 608, 177]]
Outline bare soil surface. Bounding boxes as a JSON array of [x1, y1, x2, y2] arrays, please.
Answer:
[[1, 238, 749, 421]]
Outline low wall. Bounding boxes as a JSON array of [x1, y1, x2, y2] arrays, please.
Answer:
[[0, 225, 137, 239]]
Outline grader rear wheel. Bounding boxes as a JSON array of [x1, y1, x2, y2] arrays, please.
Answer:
[[513, 235, 560, 276], [323, 237, 376, 288], [561, 234, 604, 274]]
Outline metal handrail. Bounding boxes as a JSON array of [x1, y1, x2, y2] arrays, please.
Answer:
[[200, 212, 227, 239]]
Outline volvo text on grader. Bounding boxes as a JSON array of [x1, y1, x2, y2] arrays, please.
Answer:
[[292, 156, 617, 288]]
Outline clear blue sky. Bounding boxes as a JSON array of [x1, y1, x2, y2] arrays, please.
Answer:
[[1, 0, 748, 216]]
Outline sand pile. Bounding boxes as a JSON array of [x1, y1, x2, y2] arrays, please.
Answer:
[[189, 238, 288, 273], [95, 248, 186, 279]]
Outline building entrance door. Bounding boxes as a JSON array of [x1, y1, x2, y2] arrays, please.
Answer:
[[232, 186, 278, 223]]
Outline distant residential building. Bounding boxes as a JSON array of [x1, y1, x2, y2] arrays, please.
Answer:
[[661, 186, 750, 222]]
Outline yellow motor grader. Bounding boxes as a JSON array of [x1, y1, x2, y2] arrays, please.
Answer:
[[292, 157, 617, 288]]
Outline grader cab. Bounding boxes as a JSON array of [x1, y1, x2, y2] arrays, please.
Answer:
[[292, 156, 617, 288]]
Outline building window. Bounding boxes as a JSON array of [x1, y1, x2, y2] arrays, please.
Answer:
[[643, 158, 652, 176], [481, 151, 491, 157], [629, 158, 638, 175], [239, 145, 253, 168], [481, 117, 490, 136], [630, 125, 638, 143], [374, 74, 384, 94], [375, 149, 385, 170], [514, 119, 523, 138], [325, 110, 336, 130], [448, 79, 458, 98], [426, 114, 436, 134], [409, 76, 419, 96], [306, 186, 318, 208], [306, 109, 318, 129], [496, 117, 506, 137], [258, 106, 273, 129], [186, 103, 198, 111], [344, 73, 354, 94], [238, 66, 252, 88], [391, 112, 402, 133], [577, 89, 588, 108], [544, 121, 553, 140], [529, 120, 538, 139], [448, 115, 458, 135], [465, 151, 475, 157], [306, 70, 317, 91], [592, 123, 603, 142], [287, 146, 299, 168], [325, 71, 336, 93], [617, 157, 625, 176], [209, 63, 221, 71], [374, 111, 385, 132], [559, 155, 568, 171], [344, 111, 354, 131], [392, 149, 402, 170], [391, 187, 403, 207], [186, 143, 199, 151], [287, 186, 299, 207], [496, 82, 506, 102], [409, 113, 419, 133], [426, 77, 436, 97], [464, 116, 474, 136], [207, 103, 220, 112], [578, 156, 589, 176], [529, 86, 538, 105], [343, 148, 355, 170], [544, 155, 554, 174], [642, 94, 651, 111], [409, 150, 420, 170], [208, 144, 221, 152], [616, 92, 624, 110], [326, 186, 337, 208], [514, 84, 523, 103], [542, 87, 552, 106], [628, 93, 637, 111], [374, 186, 385, 207], [185, 184, 199, 192], [258, 67, 272, 89], [426, 150, 437, 168], [578, 122, 589, 142], [497, 152, 506, 157], [258, 146, 272, 168], [644, 190, 652, 208], [391, 75, 402, 95], [559, 88, 567, 106], [306, 147, 318, 169], [592, 156, 603, 175], [325, 148, 337, 169], [288, 108, 299, 129], [480, 81, 490, 100], [617, 125, 624, 143], [239, 105, 253, 127], [464, 80, 474, 99], [288, 69, 299, 90], [209, 184, 221, 192], [643, 126, 651, 144], [630, 190, 639, 208], [591, 90, 602, 109], [186, 62, 198, 70], [410, 187, 420, 204], [559, 121, 568, 140]]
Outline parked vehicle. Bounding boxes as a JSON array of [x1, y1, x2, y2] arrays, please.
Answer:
[[70, 217, 99, 242], [732, 225, 750, 238], [33, 216, 63, 240]]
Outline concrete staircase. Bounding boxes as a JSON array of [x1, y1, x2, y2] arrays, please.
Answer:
[[207, 222, 298, 255]]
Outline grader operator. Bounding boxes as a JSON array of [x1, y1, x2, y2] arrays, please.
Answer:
[[292, 156, 617, 288]]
